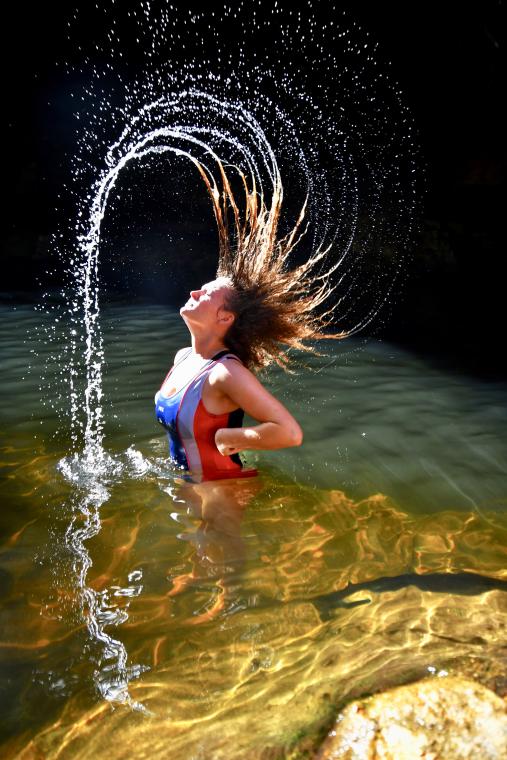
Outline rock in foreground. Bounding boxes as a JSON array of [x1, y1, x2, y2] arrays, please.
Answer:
[[316, 676, 507, 760]]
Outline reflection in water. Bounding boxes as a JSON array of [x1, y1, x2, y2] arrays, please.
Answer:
[[165, 477, 264, 625]]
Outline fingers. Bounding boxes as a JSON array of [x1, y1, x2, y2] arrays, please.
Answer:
[[218, 445, 241, 456]]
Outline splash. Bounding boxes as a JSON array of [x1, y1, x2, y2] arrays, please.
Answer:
[[58, 0, 419, 459], [41, 0, 420, 709], [58, 448, 160, 712]]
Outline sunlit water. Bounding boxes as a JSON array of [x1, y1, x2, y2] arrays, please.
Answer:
[[1, 302, 507, 758]]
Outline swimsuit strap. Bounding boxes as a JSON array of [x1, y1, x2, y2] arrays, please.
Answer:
[[175, 347, 193, 366], [211, 349, 241, 363], [178, 348, 236, 365]]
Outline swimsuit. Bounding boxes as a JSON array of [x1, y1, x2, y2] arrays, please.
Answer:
[[155, 348, 258, 482]]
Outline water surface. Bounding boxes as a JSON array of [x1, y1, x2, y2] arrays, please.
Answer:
[[1, 302, 506, 758]]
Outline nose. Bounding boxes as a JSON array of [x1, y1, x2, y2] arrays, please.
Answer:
[[190, 289, 203, 300]]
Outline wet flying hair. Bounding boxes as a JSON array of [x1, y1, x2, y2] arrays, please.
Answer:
[[193, 157, 347, 371]]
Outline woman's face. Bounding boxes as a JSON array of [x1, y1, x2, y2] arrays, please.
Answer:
[[180, 276, 234, 331]]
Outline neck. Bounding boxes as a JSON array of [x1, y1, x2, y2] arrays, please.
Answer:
[[190, 329, 228, 359]]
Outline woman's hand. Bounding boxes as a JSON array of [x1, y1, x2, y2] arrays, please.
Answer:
[[215, 428, 243, 456]]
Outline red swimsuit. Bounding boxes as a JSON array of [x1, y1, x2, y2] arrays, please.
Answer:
[[155, 349, 258, 482]]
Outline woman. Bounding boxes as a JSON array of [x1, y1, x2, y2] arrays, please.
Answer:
[[155, 157, 345, 483], [155, 275, 304, 481]]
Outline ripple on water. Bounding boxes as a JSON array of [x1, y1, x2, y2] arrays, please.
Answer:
[[3, 474, 507, 759]]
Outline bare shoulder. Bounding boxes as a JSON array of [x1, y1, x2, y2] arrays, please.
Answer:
[[208, 357, 300, 430], [209, 357, 257, 387], [208, 359, 275, 409]]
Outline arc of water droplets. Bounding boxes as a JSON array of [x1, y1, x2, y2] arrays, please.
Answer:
[[72, 84, 403, 464], [74, 89, 321, 464]]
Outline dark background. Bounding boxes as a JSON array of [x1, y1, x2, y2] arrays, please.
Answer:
[[2, 0, 505, 376]]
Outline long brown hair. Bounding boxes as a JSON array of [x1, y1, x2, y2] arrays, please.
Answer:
[[191, 155, 347, 370]]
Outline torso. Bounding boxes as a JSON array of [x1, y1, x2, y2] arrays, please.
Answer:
[[155, 348, 257, 482]]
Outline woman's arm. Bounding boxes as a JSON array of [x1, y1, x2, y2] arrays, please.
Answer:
[[209, 361, 303, 456]]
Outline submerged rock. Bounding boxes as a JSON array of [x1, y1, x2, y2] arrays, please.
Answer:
[[316, 676, 507, 760]]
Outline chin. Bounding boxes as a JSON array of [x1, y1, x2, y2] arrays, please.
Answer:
[[180, 308, 195, 327]]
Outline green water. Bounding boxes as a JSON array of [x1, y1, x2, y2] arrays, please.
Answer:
[[1, 302, 507, 759]]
